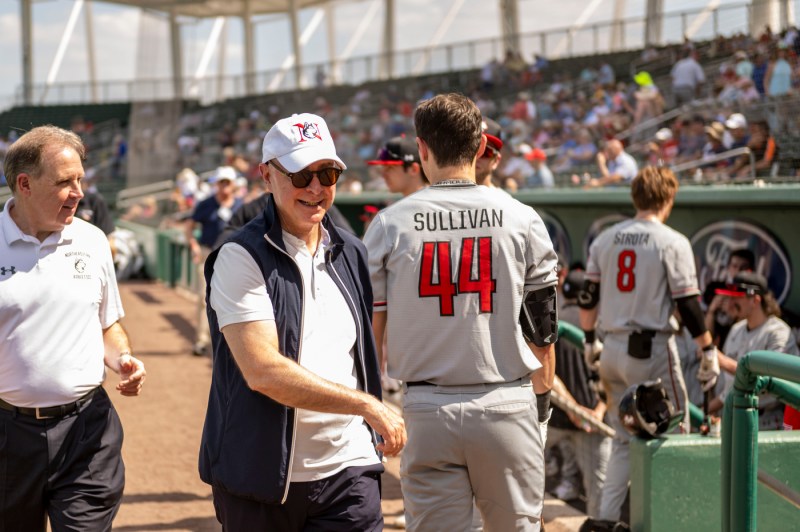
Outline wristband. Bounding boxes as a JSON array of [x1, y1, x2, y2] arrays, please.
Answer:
[[536, 390, 551, 422], [584, 330, 596, 343]]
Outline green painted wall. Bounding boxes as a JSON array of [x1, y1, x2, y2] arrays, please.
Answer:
[[630, 432, 800, 531]]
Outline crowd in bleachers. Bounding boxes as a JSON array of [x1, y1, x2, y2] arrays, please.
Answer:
[[158, 26, 799, 205]]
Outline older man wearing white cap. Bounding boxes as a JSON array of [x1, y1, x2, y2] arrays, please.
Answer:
[[199, 113, 406, 531]]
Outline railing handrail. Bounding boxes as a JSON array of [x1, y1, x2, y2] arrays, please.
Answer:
[[671, 146, 754, 177], [722, 350, 800, 532], [116, 179, 174, 208]]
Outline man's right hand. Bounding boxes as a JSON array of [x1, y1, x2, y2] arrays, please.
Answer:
[[584, 339, 603, 371], [364, 399, 406, 457]]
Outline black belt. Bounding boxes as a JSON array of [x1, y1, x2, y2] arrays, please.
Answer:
[[406, 381, 436, 387], [0, 387, 99, 420]]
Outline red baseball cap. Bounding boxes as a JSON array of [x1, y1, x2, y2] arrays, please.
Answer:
[[715, 271, 768, 297], [525, 148, 547, 162], [481, 118, 504, 151]]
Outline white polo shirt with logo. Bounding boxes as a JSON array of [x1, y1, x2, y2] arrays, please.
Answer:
[[0, 198, 124, 407]]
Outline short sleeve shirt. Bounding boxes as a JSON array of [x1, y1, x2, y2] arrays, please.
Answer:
[[586, 218, 699, 333], [0, 198, 123, 407], [363, 183, 558, 385]]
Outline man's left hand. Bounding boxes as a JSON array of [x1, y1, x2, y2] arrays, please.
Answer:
[[116, 354, 146, 396]]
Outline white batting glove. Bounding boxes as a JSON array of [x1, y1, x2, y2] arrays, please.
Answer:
[[697, 346, 721, 392], [539, 408, 552, 446], [583, 339, 603, 372]]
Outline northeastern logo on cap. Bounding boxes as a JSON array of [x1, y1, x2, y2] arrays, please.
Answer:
[[292, 122, 322, 143], [691, 219, 792, 304]]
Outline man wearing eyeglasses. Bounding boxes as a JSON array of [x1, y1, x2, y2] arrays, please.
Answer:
[[199, 113, 406, 531], [364, 94, 558, 531]]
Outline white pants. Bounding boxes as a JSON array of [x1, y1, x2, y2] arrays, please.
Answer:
[[401, 379, 544, 532], [596, 332, 688, 522], [546, 426, 611, 518]]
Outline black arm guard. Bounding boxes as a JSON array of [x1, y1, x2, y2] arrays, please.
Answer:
[[536, 390, 551, 422], [519, 285, 558, 347], [577, 280, 600, 309], [676, 295, 708, 338]]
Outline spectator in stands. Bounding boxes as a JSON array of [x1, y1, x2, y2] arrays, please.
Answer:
[[499, 143, 534, 187], [724, 113, 750, 158], [703, 248, 755, 348], [734, 50, 754, 80], [737, 77, 761, 105], [765, 42, 793, 97], [367, 136, 427, 197], [632, 71, 664, 130], [671, 48, 706, 105], [509, 91, 536, 123], [185, 166, 242, 357], [525, 148, 555, 188], [700, 121, 730, 179], [647, 127, 678, 167], [752, 53, 769, 96], [598, 62, 615, 87], [476, 118, 505, 188], [709, 272, 799, 429], [677, 115, 707, 162], [584, 139, 638, 188], [730, 121, 778, 178]]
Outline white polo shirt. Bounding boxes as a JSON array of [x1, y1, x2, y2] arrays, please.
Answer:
[[210, 227, 379, 482], [0, 198, 124, 407]]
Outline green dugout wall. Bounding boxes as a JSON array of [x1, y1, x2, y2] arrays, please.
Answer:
[[334, 184, 800, 320]]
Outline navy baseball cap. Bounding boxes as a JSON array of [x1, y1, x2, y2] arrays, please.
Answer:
[[367, 136, 420, 166], [715, 271, 768, 297]]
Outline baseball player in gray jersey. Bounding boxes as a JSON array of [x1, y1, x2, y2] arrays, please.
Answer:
[[364, 93, 558, 532], [577, 167, 719, 529], [710, 271, 799, 428]]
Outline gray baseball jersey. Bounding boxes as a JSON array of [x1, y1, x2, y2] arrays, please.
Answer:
[[363, 182, 558, 385], [720, 316, 800, 405], [585, 218, 700, 333]]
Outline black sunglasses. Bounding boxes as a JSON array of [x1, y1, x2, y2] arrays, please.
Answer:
[[269, 160, 343, 188]]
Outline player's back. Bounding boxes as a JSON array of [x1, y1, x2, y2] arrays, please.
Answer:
[[586, 218, 699, 333], [364, 183, 557, 385]]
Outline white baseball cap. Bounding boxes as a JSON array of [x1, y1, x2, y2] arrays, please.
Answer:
[[725, 113, 747, 130], [208, 166, 237, 184], [655, 128, 673, 141], [261, 113, 346, 172]]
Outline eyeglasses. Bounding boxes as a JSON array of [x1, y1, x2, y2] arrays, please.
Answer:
[[269, 160, 343, 188], [481, 145, 498, 159]]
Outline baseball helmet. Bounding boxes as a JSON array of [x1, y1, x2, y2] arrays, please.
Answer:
[[618, 380, 683, 439]]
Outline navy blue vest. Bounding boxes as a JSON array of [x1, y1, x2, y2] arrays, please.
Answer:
[[198, 195, 381, 503]]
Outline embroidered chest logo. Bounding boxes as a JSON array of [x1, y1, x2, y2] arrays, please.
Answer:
[[0, 266, 17, 276], [75, 259, 87, 273]]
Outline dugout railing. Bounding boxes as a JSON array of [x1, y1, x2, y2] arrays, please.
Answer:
[[721, 350, 800, 532]]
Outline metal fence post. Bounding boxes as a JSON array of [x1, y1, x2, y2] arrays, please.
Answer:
[[730, 390, 759, 532]]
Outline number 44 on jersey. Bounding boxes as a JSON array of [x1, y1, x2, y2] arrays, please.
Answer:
[[419, 237, 496, 316]]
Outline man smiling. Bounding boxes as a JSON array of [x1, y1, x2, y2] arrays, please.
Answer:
[[199, 113, 405, 531]]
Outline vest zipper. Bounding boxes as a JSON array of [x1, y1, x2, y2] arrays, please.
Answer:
[[264, 233, 302, 505]]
